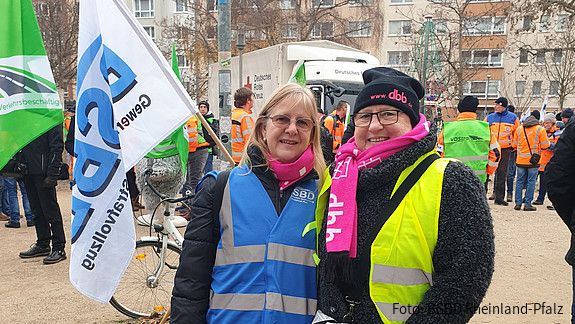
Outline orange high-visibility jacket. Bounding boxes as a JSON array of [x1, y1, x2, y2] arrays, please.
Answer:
[[322, 114, 344, 152], [231, 108, 254, 163], [512, 121, 550, 167], [186, 115, 209, 153], [437, 112, 501, 175], [539, 126, 562, 171], [486, 111, 520, 149]]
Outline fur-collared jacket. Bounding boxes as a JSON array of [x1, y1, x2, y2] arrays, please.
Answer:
[[317, 127, 495, 324]]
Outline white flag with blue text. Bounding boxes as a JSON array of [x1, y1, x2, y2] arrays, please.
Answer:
[[70, 0, 195, 302]]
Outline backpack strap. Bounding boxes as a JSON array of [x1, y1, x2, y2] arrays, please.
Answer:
[[211, 169, 231, 218]]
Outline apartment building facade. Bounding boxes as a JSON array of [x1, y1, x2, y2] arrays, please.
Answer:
[[378, 0, 575, 118]]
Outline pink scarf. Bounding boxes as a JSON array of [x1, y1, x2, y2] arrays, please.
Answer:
[[268, 146, 314, 191], [326, 114, 430, 258]]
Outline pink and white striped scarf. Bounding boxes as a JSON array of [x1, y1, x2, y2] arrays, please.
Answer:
[[326, 114, 430, 258]]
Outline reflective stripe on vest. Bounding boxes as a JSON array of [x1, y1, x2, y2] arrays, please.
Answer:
[[210, 292, 316, 316], [209, 166, 318, 322], [369, 151, 449, 324], [443, 120, 490, 183]]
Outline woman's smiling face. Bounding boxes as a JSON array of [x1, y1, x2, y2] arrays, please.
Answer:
[[353, 104, 413, 151], [263, 97, 313, 163]]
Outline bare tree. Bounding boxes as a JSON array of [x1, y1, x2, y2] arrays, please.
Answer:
[[160, 0, 384, 99], [507, 10, 575, 111], [33, 0, 79, 95], [499, 69, 537, 111], [396, 1, 509, 100]]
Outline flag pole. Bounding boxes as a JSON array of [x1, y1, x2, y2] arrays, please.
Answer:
[[196, 112, 234, 165]]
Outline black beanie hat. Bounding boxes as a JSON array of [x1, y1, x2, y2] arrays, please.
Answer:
[[354, 67, 425, 126], [198, 100, 210, 111], [530, 109, 541, 121], [561, 108, 574, 119], [457, 96, 479, 113], [495, 97, 508, 108]]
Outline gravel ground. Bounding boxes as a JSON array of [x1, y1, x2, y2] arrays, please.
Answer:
[[0, 181, 571, 323]]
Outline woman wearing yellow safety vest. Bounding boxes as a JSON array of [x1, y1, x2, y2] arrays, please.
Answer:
[[172, 83, 326, 323], [314, 67, 495, 323]]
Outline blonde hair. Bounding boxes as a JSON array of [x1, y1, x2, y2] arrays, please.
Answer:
[[240, 83, 326, 184]]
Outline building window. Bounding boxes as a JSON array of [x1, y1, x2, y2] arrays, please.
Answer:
[[464, 80, 499, 98], [134, 0, 154, 18], [462, 49, 502, 67], [549, 81, 560, 96], [463, 16, 506, 35], [245, 29, 267, 40], [519, 49, 528, 64], [434, 20, 448, 34], [206, 0, 217, 11], [175, 0, 188, 12], [177, 54, 188, 67], [311, 0, 334, 7], [280, 0, 295, 9], [522, 16, 532, 31], [556, 14, 570, 32], [516, 81, 526, 97], [532, 81, 542, 96], [143, 26, 155, 41], [311, 22, 334, 38], [282, 24, 298, 39], [390, 0, 413, 4], [348, 21, 372, 37], [553, 49, 563, 64], [387, 51, 410, 67], [536, 49, 545, 64], [539, 15, 550, 32], [349, 0, 373, 5], [389, 20, 412, 36]]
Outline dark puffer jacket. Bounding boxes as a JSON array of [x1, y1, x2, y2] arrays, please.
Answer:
[[171, 146, 318, 323], [21, 125, 63, 178], [317, 127, 495, 323], [545, 117, 575, 265]]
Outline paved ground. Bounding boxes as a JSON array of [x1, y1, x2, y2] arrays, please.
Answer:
[[0, 181, 571, 323]]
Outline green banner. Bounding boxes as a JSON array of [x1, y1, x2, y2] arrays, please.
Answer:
[[145, 43, 188, 175], [0, 0, 64, 169]]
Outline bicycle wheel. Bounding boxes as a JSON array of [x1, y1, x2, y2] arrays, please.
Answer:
[[110, 240, 181, 319]]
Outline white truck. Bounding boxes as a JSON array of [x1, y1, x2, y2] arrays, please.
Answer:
[[207, 40, 380, 117]]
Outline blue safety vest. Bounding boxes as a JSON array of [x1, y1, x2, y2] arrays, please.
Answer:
[[207, 166, 318, 323]]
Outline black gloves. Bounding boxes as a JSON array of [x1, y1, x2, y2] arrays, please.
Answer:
[[43, 177, 58, 188]]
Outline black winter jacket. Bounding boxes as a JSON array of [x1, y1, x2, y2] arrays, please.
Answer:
[[317, 127, 495, 323], [171, 146, 319, 323], [21, 125, 63, 178], [545, 117, 575, 265]]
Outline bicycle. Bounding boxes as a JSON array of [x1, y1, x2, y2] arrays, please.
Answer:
[[109, 169, 193, 319]]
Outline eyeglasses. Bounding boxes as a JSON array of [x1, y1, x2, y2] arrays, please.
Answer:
[[265, 114, 314, 131], [353, 110, 401, 128]]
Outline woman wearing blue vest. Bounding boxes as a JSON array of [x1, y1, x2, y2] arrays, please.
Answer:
[[314, 67, 495, 323], [171, 83, 326, 323]]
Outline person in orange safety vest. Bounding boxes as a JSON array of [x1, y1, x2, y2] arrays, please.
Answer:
[[533, 113, 562, 207], [511, 115, 550, 211], [231, 87, 255, 164]]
